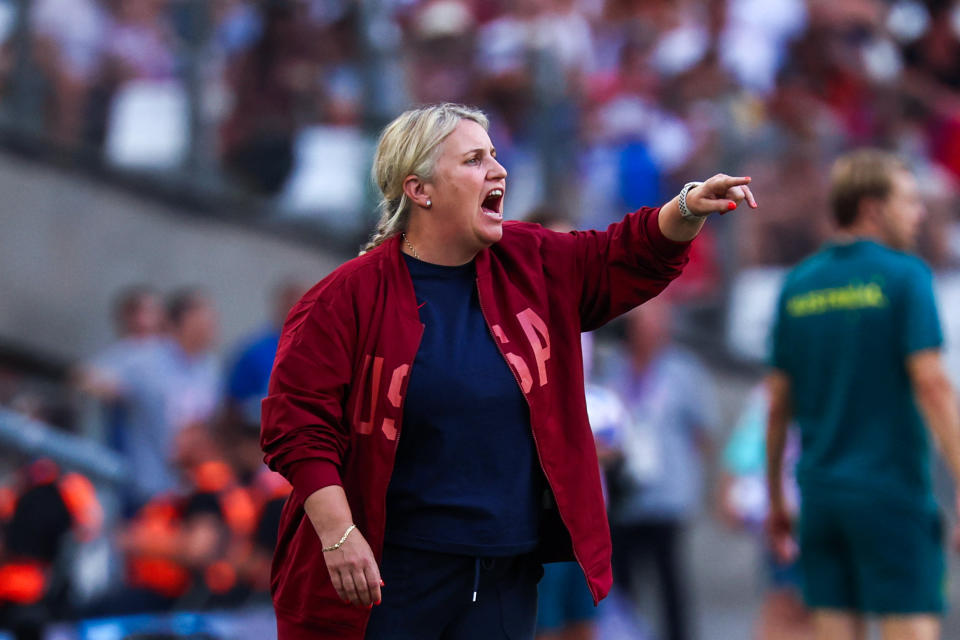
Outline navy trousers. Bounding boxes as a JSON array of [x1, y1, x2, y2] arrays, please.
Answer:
[[364, 544, 542, 640]]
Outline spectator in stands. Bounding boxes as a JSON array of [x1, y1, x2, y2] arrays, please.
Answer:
[[223, 278, 307, 484], [599, 297, 719, 640], [72, 285, 166, 452], [225, 279, 306, 435], [103, 0, 179, 83], [473, 0, 543, 142], [580, 34, 699, 231], [221, 1, 316, 195], [168, 424, 257, 609], [474, 0, 591, 201], [244, 464, 291, 595], [404, 0, 477, 106], [78, 287, 221, 510], [209, 0, 263, 59], [112, 424, 256, 614], [73, 284, 166, 401], [0, 458, 102, 640], [29, 0, 109, 148]]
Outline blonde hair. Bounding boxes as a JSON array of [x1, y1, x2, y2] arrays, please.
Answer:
[[361, 103, 489, 254], [829, 149, 908, 228]]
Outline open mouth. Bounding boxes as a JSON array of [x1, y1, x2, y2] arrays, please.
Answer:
[[481, 188, 504, 218]]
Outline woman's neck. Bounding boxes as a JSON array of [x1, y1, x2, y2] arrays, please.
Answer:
[[401, 226, 480, 266]]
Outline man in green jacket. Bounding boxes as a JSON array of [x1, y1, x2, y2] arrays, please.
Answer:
[[766, 149, 960, 640]]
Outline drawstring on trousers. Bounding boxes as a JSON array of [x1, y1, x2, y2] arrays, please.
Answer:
[[472, 557, 480, 602], [472, 558, 497, 602]]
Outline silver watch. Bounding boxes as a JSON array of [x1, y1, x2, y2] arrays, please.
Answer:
[[678, 181, 705, 222]]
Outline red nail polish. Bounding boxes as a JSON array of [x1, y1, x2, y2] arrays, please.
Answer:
[[727, 201, 737, 211], [380, 580, 385, 587], [376, 600, 382, 605]]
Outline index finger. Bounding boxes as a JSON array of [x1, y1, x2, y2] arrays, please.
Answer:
[[711, 175, 752, 191]]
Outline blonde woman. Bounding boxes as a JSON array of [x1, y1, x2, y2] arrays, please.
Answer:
[[261, 103, 756, 640]]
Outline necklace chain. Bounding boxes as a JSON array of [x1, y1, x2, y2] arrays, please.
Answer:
[[401, 233, 419, 259]]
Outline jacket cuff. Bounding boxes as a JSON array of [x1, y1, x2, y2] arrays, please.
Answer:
[[288, 459, 342, 503], [647, 207, 693, 259]]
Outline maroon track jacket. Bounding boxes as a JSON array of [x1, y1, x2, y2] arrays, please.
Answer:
[[261, 206, 691, 637]]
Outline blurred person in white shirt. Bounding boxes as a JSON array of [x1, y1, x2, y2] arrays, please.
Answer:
[[30, 0, 109, 146]]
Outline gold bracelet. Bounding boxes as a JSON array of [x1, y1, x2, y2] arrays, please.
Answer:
[[322, 524, 357, 552]]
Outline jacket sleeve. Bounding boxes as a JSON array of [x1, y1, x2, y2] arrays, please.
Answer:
[[260, 291, 355, 503], [565, 206, 691, 331]]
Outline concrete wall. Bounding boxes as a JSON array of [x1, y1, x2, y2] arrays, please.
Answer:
[[0, 153, 349, 363]]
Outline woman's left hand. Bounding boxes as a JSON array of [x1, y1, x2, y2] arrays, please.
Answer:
[[686, 174, 758, 217]]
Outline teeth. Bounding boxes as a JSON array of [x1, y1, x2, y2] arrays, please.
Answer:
[[488, 189, 503, 198]]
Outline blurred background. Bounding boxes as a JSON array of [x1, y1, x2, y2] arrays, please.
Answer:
[[0, 0, 959, 638]]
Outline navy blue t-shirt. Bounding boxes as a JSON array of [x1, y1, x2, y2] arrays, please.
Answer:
[[384, 254, 543, 556]]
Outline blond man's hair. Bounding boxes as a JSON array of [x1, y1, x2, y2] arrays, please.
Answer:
[[829, 149, 909, 228]]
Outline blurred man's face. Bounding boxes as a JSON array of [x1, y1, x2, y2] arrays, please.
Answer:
[[126, 294, 164, 338], [879, 169, 925, 251], [179, 300, 219, 352]]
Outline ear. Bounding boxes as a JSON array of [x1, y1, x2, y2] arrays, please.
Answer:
[[857, 196, 883, 226], [402, 175, 432, 209]]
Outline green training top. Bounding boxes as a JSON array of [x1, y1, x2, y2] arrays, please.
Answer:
[[770, 239, 943, 504]]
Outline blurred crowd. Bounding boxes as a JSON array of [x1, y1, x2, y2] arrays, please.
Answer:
[[2, 0, 957, 263], [0, 283, 309, 638]]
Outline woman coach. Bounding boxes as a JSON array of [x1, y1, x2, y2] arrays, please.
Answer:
[[261, 103, 756, 639]]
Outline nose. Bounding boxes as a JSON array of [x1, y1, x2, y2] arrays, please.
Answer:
[[489, 157, 507, 180]]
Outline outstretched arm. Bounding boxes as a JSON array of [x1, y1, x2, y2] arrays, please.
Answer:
[[566, 174, 758, 331]]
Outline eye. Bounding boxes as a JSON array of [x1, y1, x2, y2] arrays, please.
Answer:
[[466, 156, 481, 165]]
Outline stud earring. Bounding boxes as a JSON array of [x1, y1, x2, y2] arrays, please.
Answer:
[[426, 199, 432, 208]]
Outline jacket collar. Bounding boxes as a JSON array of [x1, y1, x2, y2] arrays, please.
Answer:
[[474, 243, 492, 277]]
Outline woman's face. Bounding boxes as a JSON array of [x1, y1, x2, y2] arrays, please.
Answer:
[[424, 119, 507, 255]]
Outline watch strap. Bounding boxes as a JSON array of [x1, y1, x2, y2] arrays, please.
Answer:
[[678, 181, 705, 222]]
